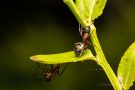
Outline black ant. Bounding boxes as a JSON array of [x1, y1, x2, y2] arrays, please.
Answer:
[[74, 25, 91, 57], [40, 64, 66, 81]]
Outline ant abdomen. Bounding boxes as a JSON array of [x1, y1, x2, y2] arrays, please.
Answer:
[[74, 42, 84, 57]]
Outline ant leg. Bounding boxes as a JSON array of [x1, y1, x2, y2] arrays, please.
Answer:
[[50, 64, 54, 70], [36, 64, 49, 81], [53, 64, 60, 75], [36, 62, 48, 71], [59, 64, 68, 76], [52, 64, 60, 69], [79, 24, 83, 36], [86, 40, 99, 49], [36, 63, 47, 72], [86, 40, 92, 46], [36, 63, 42, 69]]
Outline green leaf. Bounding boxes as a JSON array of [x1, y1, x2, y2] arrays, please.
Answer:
[[30, 49, 96, 64], [91, 0, 107, 21], [63, 0, 88, 27], [75, 0, 95, 22], [75, 0, 107, 22], [64, 0, 107, 27], [117, 42, 135, 90]]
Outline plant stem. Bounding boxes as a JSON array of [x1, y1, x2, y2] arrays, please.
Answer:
[[90, 25, 122, 90]]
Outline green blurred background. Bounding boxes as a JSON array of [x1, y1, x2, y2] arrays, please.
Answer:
[[0, 0, 135, 90]]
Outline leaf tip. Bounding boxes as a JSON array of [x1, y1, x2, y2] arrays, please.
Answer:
[[30, 55, 39, 61]]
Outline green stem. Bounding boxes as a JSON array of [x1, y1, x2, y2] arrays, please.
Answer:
[[90, 25, 122, 90]]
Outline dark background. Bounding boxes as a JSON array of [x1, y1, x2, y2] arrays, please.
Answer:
[[0, 0, 135, 90]]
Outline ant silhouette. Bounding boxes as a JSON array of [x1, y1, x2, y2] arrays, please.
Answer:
[[37, 64, 66, 81], [74, 25, 91, 57]]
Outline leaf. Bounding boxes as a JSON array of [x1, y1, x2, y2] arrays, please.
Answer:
[[30, 49, 95, 64], [91, 0, 107, 21], [75, 0, 107, 22], [117, 42, 135, 90], [75, 0, 95, 21]]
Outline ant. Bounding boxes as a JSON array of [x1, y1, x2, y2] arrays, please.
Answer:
[[74, 25, 91, 57], [40, 64, 66, 81]]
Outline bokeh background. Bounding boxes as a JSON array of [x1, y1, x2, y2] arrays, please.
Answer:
[[0, 0, 135, 90]]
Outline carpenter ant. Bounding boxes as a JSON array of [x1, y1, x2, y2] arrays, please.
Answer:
[[74, 25, 91, 57], [41, 64, 66, 81]]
